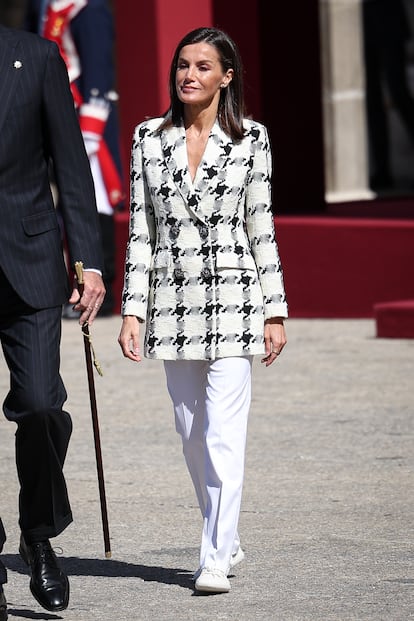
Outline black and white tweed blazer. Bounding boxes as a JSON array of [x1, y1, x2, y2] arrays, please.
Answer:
[[122, 117, 288, 360]]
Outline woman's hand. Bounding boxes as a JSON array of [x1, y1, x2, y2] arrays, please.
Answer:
[[118, 315, 142, 362], [261, 317, 287, 367]]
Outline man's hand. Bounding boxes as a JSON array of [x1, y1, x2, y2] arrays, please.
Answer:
[[69, 271, 106, 325]]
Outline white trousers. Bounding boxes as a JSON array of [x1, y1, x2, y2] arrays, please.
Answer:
[[164, 356, 252, 572]]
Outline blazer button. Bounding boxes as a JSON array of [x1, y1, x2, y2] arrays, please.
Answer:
[[173, 268, 185, 283], [199, 226, 209, 239], [201, 267, 212, 282], [170, 225, 180, 239]]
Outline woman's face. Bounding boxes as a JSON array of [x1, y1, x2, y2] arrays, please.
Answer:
[[175, 42, 233, 109]]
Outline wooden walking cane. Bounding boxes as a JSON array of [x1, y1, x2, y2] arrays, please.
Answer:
[[74, 262, 111, 558]]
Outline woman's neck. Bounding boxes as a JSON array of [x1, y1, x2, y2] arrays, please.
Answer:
[[183, 104, 218, 135]]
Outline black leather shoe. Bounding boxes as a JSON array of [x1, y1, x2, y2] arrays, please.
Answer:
[[0, 585, 7, 621], [19, 535, 69, 612]]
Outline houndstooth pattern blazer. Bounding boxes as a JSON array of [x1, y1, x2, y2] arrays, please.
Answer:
[[121, 117, 288, 360]]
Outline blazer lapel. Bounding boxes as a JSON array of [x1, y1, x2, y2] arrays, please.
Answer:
[[192, 122, 233, 202], [0, 27, 22, 137], [161, 122, 234, 221], [161, 125, 193, 203]]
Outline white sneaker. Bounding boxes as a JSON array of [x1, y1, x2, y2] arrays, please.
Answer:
[[229, 546, 245, 570], [193, 547, 245, 581], [195, 567, 231, 593]]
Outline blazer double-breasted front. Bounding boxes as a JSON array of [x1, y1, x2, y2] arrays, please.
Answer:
[[122, 117, 288, 360]]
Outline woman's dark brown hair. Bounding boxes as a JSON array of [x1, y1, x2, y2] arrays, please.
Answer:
[[157, 27, 246, 142]]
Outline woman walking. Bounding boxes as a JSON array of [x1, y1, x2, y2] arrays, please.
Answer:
[[118, 26, 288, 593]]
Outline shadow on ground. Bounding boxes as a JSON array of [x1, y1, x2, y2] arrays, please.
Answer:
[[3, 553, 194, 590]]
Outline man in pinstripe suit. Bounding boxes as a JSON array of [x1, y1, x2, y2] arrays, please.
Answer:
[[25, 0, 125, 318], [0, 22, 105, 617]]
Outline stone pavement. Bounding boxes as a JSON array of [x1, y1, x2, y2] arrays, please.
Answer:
[[0, 317, 412, 620]]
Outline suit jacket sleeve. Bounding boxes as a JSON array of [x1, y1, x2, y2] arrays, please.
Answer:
[[43, 41, 103, 271]]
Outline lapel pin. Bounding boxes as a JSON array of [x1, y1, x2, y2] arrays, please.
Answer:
[[14, 60, 22, 69]]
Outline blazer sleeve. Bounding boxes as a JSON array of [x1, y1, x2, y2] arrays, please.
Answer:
[[121, 125, 156, 319], [245, 123, 288, 319], [42, 41, 103, 271]]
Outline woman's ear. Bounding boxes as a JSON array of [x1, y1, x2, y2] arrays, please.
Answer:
[[221, 69, 234, 88]]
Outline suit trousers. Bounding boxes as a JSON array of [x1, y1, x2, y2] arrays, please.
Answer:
[[164, 356, 252, 572], [0, 268, 73, 544]]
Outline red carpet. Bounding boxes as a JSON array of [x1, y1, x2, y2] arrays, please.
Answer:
[[113, 210, 414, 326]]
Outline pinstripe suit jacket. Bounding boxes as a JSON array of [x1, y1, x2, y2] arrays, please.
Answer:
[[0, 25, 102, 309], [122, 117, 288, 360]]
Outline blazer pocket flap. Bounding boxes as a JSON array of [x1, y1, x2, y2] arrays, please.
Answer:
[[216, 251, 256, 271], [22, 211, 59, 236]]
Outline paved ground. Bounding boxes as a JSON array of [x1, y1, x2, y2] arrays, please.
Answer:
[[0, 317, 412, 620]]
